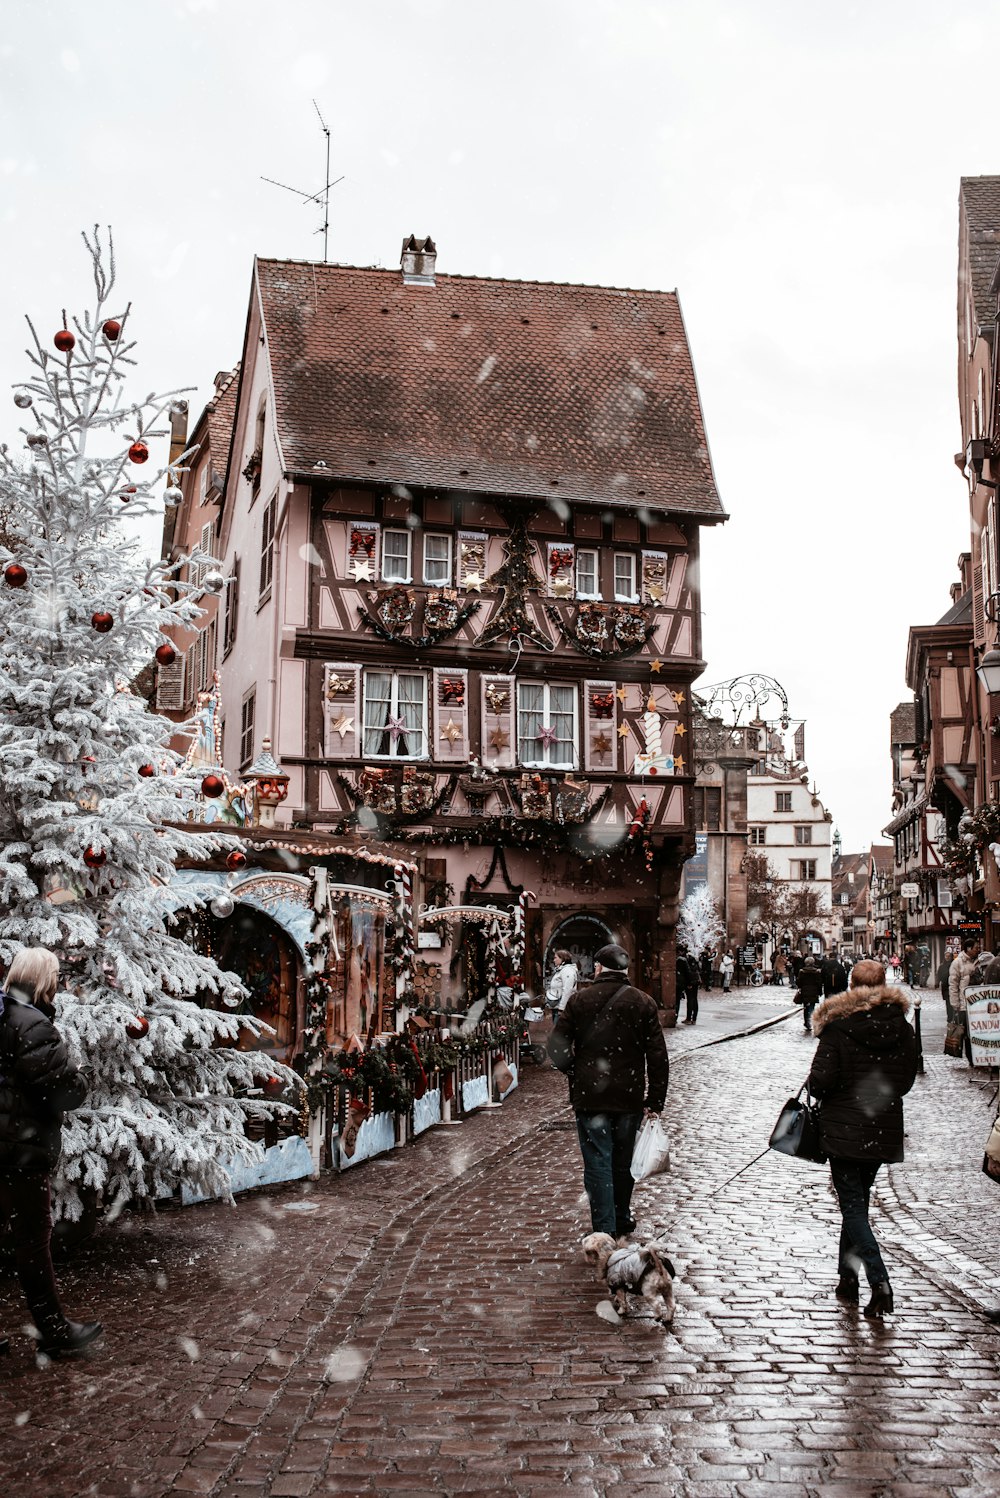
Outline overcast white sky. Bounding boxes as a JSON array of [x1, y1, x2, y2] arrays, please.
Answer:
[[2, 0, 993, 850]]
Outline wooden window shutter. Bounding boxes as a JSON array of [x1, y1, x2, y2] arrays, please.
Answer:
[[641, 550, 669, 606], [457, 531, 487, 588], [184, 644, 196, 709], [223, 556, 240, 656], [433, 667, 469, 763], [347, 522, 380, 583], [583, 679, 618, 772], [974, 562, 985, 643], [480, 673, 516, 768], [155, 651, 186, 711], [323, 663, 362, 758], [546, 541, 576, 598]]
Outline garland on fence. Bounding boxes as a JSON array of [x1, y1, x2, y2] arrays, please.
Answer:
[[322, 1017, 522, 1112]]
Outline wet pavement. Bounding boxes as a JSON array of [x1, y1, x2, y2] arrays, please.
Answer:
[[2, 984, 1000, 1497]]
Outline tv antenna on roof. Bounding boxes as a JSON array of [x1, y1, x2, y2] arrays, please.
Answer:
[[261, 100, 344, 263]]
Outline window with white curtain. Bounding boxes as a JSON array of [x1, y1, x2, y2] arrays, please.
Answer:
[[362, 671, 426, 758], [614, 553, 638, 601], [575, 549, 599, 598], [423, 534, 452, 584], [382, 529, 412, 582], [517, 682, 577, 768]]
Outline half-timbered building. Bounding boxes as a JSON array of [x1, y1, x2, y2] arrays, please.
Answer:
[[162, 237, 726, 1039]]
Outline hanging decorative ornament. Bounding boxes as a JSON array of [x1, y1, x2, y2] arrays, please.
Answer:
[[102, 319, 121, 341], [83, 846, 107, 869], [53, 329, 75, 353], [154, 643, 176, 666], [201, 773, 225, 798], [119, 485, 137, 503], [138, 764, 155, 779], [26, 433, 48, 448], [226, 849, 248, 872], [210, 893, 235, 919], [91, 611, 114, 633], [163, 486, 182, 508], [128, 440, 149, 464], [14, 392, 32, 409], [201, 571, 225, 595], [536, 724, 559, 748], [387, 714, 407, 743], [125, 1015, 149, 1040], [4, 564, 27, 588]]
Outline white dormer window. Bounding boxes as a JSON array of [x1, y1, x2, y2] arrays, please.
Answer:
[[423, 534, 452, 585], [382, 529, 412, 582], [576, 549, 600, 599], [614, 553, 638, 602]]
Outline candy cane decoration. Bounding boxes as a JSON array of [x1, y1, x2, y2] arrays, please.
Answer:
[[393, 862, 416, 996], [512, 889, 535, 992]]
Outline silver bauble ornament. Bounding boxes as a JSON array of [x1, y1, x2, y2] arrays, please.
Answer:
[[202, 570, 225, 595], [26, 432, 47, 448], [163, 487, 182, 509], [14, 392, 32, 409], [210, 893, 235, 919]]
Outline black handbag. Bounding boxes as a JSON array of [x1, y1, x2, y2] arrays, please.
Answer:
[[768, 1084, 827, 1164]]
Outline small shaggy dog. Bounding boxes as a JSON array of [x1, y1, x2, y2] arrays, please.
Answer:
[[581, 1231, 676, 1324]]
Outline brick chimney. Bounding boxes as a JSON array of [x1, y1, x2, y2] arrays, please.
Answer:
[[401, 234, 437, 286]]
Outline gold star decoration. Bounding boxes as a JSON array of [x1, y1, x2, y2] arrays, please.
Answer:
[[616, 686, 628, 706], [551, 575, 574, 598], [646, 583, 664, 603], [671, 690, 686, 706], [332, 714, 354, 741], [591, 731, 612, 760], [649, 658, 663, 674], [488, 725, 510, 754], [326, 674, 353, 699], [674, 722, 686, 737], [464, 571, 483, 593], [674, 754, 686, 773], [440, 719, 463, 745], [617, 723, 631, 739], [350, 557, 372, 582]]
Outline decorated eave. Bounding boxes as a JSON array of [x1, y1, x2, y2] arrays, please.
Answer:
[[882, 793, 928, 838]]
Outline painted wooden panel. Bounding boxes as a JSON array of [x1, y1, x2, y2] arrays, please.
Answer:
[[671, 617, 693, 657], [433, 667, 469, 763], [942, 725, 965, 762], [665, 553, 689, 610], [940, 667, 962, 718], [277, 659, 306, 758], [583, 679, 618, 772]]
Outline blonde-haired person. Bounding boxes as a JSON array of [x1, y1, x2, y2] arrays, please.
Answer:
[[807, 959, 918, 1320], [0, 947, 101, 1358]]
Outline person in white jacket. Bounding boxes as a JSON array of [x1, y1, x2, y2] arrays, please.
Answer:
[[546, 949, 579, 1012], [719, 951, 735, 993]]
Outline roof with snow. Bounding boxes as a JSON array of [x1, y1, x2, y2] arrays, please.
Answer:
[[254, 256, 726, 520], [960, 177, 1000, 326]]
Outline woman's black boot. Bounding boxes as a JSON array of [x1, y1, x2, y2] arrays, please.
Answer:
[[36, 1319, 103, 1358], [863, 1282, 894, 1319], [835, 1275, 859, 1303]]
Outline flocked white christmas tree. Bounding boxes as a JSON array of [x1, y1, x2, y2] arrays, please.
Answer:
[[0, 229, 296, 1221], [677, 883, 725, 963]]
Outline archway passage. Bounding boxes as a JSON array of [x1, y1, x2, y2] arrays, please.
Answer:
[[202, 904, 298, 1060], [545, 914, 616, 984]]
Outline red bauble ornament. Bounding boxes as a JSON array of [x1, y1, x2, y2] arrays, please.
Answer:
[[226, 849, 248, 871], [4, 564, 27, 588], [53, 329, 75, 353], [154, 643, 176, 666], [102, 319, 121, 342], [120, 486, 137, 503], [138, 764, 155, 779], [263, 1075, 284, 1098], [125, 1015, 149, 1040], [128, 441, 149, 465], [201, 774, 225, 798], [83, 846, 106, 869], [91, 611, 114, 633]]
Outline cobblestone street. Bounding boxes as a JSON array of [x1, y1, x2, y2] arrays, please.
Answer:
[[2, 986, 1000, 1497]]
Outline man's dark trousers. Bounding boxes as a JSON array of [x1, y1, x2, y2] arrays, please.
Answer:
[[576, 1111, 642, 1235]]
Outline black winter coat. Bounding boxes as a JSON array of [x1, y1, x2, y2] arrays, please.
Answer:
[[821, 959, 848, 998], [807, 984, 917, 1163], [0, 987, 87, 1174], [797, 966, 824, 1003], [548, 974, 669, 1115]]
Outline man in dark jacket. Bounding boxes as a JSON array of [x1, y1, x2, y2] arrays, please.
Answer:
[[0, 949, 99, 1358], [548, 944, 668, 1238], [797, 955, 824, 1033], [807, 959, 918, 1319], [937, 951, 955, 1020], [821, 952, 849, 1000]]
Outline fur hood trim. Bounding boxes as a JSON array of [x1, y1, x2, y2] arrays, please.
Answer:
[[812, 984, 910, 1035]]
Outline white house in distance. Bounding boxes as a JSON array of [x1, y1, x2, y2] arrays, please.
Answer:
[[746, 725, 834, 953]]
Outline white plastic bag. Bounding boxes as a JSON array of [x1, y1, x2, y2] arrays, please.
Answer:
[[630, 1115, 671, 1181]]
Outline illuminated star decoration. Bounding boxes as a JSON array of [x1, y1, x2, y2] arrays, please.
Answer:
[[440, 718, 463, 745], [674, 722, 686, 736], [674, 754, 686, 773], [646, 583, 664, 603], [649, 658, 663, 674], [551, 575, 574, 598], [463, 571, 483, 593], [488, 725, 510, 754], [616, 686, 628, 705], [617, 723, 630, 739], [671, 690, 686, 706], [387, 714, 407, 742], [350, 557, 372, 582], [536, 724, 558, 748], [591, 731, 612, 760], [332, 714, 354, 741]]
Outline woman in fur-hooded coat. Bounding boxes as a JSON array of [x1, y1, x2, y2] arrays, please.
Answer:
[[807, 959, 917, 1318]]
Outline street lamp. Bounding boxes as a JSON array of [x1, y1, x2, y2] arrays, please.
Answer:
[[977, 646, 1000, 695]]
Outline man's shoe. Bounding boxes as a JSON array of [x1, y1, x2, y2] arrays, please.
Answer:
[[863, 1283, 894, 1319], [37, 1320, 103, 1358], [835, 1276, 860, 1303], [984, 1307, 1000, 1324], [616, 1217, 637, 1237]]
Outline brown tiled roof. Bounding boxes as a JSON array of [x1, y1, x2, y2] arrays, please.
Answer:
[[889, 701, 917, 747], [870, 845, 893, 872], [255, 258, 726, 519], [205, 367, 239, 473], [960, 177, 1000, 326]]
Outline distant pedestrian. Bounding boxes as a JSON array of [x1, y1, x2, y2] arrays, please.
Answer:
[[821, 952, 849, 1000], [700, 949, 714, 991], [949, 937, 981, 1064], [797, 955, 824, 1033], [548, 945, 668, 1239], [0, 948, 102, 1359], [807, 959, 918, 1319], [545, 949, 579, 1013], [936, 951, 954, 1019], [679, 948, 699, 1026], [773, 951, 788, 987], [719, 950, 735, 993], [789, 951, 803, 984]]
